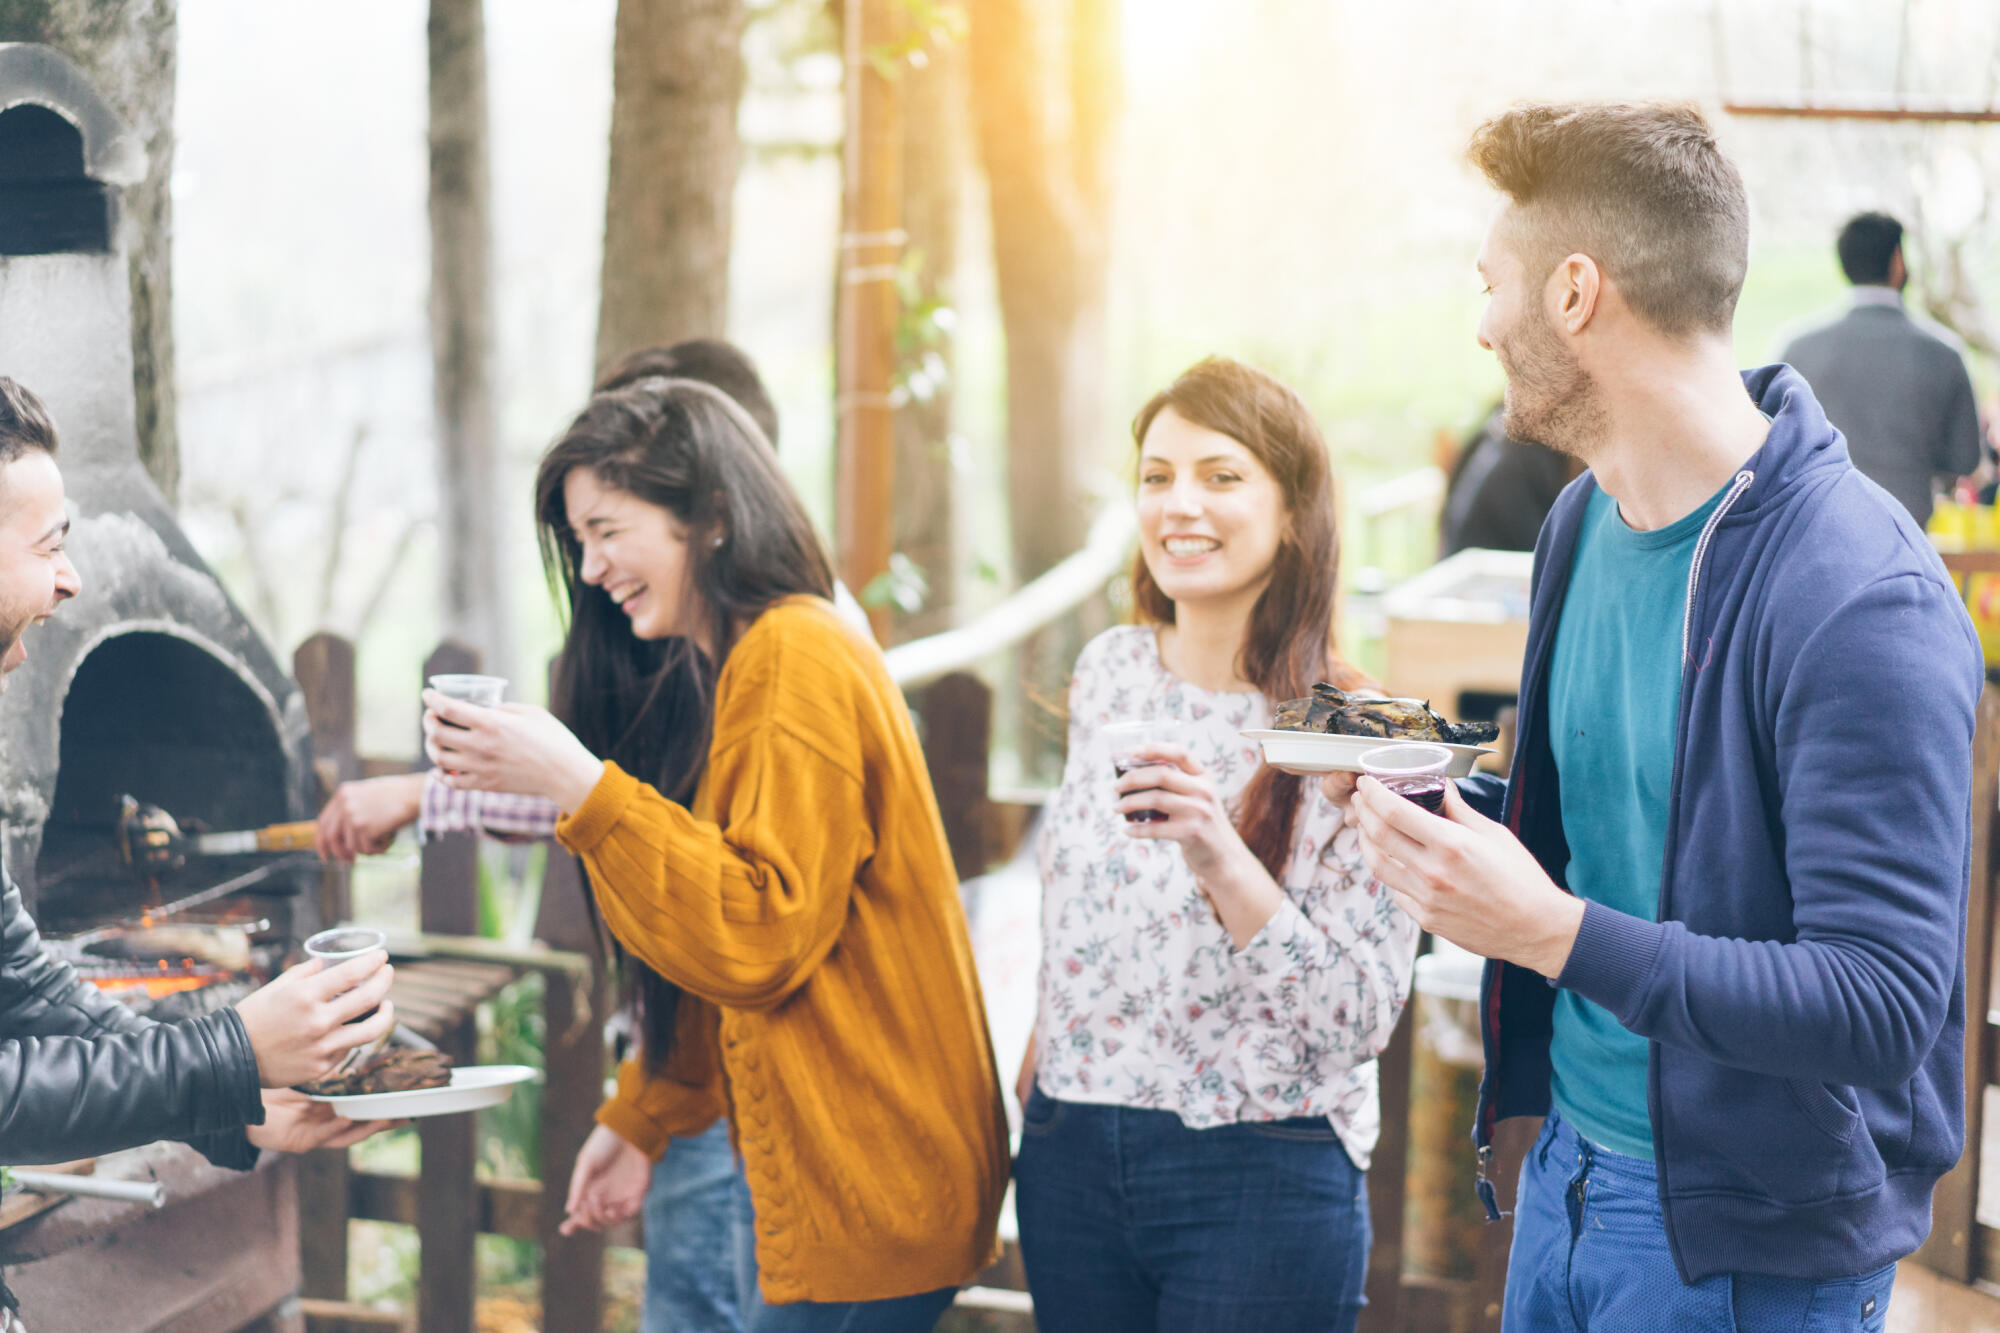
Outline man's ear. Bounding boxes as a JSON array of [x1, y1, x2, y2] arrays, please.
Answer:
[[1552, 254, 1602, 335]]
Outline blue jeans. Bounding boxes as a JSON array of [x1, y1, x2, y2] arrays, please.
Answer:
[[642, 1120, 757, 1333], [1504, 1111, 1897, 1332], [644, 1119, 958, 1332], [1014, 1086, 1370, 1333], [741, 1282, 958, 1333]]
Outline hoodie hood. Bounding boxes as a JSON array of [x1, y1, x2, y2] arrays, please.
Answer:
[[1731, 364, 1850, 517]]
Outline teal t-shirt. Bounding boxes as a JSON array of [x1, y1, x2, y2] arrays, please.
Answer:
[[1546, 480, 1728, 1159]]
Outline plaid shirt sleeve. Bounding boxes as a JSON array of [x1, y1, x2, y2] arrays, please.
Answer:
[[419, 769, 562, 841]]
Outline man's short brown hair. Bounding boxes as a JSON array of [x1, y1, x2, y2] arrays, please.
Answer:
[[0, 378, 57, 465], [1468, 102, 1749, 337]]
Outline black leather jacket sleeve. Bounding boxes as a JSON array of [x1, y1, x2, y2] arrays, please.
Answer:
[[0, 873, 264, 1168]]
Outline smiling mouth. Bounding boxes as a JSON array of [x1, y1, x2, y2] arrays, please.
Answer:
[[1162, 536, 1222, 559], [609, 585, 649, 616]]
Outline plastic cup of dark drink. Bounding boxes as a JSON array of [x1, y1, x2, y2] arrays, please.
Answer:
[[1103, 718, 1183, 824], [428, 673, 506, 722], [306, 926, 387, 1023], [427, 674, 505, 776], [1359, 744, 1454, 815]]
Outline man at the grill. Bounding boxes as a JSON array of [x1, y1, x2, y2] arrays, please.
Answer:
[[0, 378, 399, 1326]]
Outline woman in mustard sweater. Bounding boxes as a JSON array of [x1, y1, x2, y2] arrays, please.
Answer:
[[421, 377, 1008, 1331]]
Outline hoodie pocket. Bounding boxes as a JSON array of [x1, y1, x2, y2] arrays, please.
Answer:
[[1786, 1078, 1861, 1144], [1667, 1066, 1881, 1205]]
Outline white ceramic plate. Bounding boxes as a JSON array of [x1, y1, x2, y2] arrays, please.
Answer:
[[1241, 730, 1494, 778], [304, 1064, 538, 1120]]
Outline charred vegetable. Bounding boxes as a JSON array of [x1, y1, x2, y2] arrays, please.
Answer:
[[304, 1048, 453, 1097], [1275, 682, 1499, 747]]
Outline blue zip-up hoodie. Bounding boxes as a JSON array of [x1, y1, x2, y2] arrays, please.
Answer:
[[1463, 365, 1983, 1283]]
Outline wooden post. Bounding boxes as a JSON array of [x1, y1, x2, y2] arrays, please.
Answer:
[[538, 925, 609, 1332], [917, 672, 992, 880], [418, 1016, 480, 1333], [836, 0, 903, 644], [533, 654, 608, 1327], [416, 639, 481, 1333], [294, 632, 360, 927], [292, 632, 359, 1306]]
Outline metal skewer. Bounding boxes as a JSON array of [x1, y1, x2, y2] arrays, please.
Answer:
[[9, 1170, 164, 1209], [63, 854, 313, 948]]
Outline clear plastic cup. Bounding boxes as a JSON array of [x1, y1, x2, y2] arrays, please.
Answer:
[[1359, 743, 1454, 814], [305, 926, 387, 1022], [427, 675, 505, 776], [428, 673, 507, 714], [1103, 718, 1184, 824]]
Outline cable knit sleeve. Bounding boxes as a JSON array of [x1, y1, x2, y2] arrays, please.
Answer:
[[595, 994, 728, 1158], [555, 618, 876, 1013]]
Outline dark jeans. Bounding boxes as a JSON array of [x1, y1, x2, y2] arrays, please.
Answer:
[[1014, 1086, 1370, 1333]]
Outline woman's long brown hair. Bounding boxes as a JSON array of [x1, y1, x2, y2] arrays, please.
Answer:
[[535, 377, 835, 1069], [1131, 357, 1370, 880]]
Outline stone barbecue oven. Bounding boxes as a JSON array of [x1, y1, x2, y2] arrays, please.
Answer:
[[0, 42, 320, 1333]]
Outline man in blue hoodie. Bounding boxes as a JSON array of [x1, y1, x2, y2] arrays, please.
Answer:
[[1341, 103, 1982, 1328]]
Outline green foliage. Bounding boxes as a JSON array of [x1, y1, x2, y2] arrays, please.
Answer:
[[894, 251, 958, 405], [860, 552, 930, 614], [477, 971, 547, 1181], [865, 0, 968, 79]]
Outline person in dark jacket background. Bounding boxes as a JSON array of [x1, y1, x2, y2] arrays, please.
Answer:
[[0, 378, 400, 1327], [1329, 105, 1979, 1329], [1438, 402, 1571, 556], [1778, 212, 1983, 528]]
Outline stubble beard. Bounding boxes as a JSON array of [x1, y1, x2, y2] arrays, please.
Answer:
[[1497, 303, 1607, 464]]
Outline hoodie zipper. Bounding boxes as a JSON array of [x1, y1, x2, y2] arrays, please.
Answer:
[[1679, 471, 1755, 667], [1652, 466, 1754, 1279]]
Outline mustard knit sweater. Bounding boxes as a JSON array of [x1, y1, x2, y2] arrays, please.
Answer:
[[557, 597, 1009, 1305]]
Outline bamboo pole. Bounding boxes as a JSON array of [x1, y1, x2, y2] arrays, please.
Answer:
[[1724, 102, 2000, 123], [836, 0, 904, 644]]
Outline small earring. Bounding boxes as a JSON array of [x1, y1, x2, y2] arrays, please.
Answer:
[[711, 535, 725, 549]]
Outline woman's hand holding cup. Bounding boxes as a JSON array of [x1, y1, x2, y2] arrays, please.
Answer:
[[422, 692, 607, 812]]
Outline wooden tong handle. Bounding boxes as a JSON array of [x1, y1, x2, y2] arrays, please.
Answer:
[[254, 821, 321, 852]]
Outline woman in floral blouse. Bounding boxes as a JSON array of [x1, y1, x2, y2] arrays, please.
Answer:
[[1014, 356, 1421, 1332]]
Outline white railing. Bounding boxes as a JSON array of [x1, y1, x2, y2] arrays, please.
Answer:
[[884, 502, 1137, 689]]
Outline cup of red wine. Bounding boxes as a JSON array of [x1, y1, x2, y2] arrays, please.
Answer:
[[1104, 718, 1183, 824], [1359, 743, 1454, 814]]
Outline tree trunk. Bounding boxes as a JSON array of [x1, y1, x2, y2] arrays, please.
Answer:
[[0, 0, 179, 502], [428, 0, 510, 679], [835, 0, 901, 644], [970, 0, 1121, 774], [595, 0, 748, 376], [891, 20, 968, 642], [970, 0, 1118, 584]]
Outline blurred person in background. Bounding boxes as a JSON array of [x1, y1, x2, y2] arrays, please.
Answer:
[[1013, 356, 1419, 1333], [1439, 399, 1573, 555], [1779, 211, 1982, 527], [317, 339, 871, 1333]]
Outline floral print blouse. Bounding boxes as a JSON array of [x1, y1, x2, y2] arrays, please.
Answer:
[[1033, 626, 1421, 1169]]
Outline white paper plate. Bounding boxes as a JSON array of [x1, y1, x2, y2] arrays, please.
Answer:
[[304, 1064, 538, 1120], [1241, 730, 1494, 777]]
